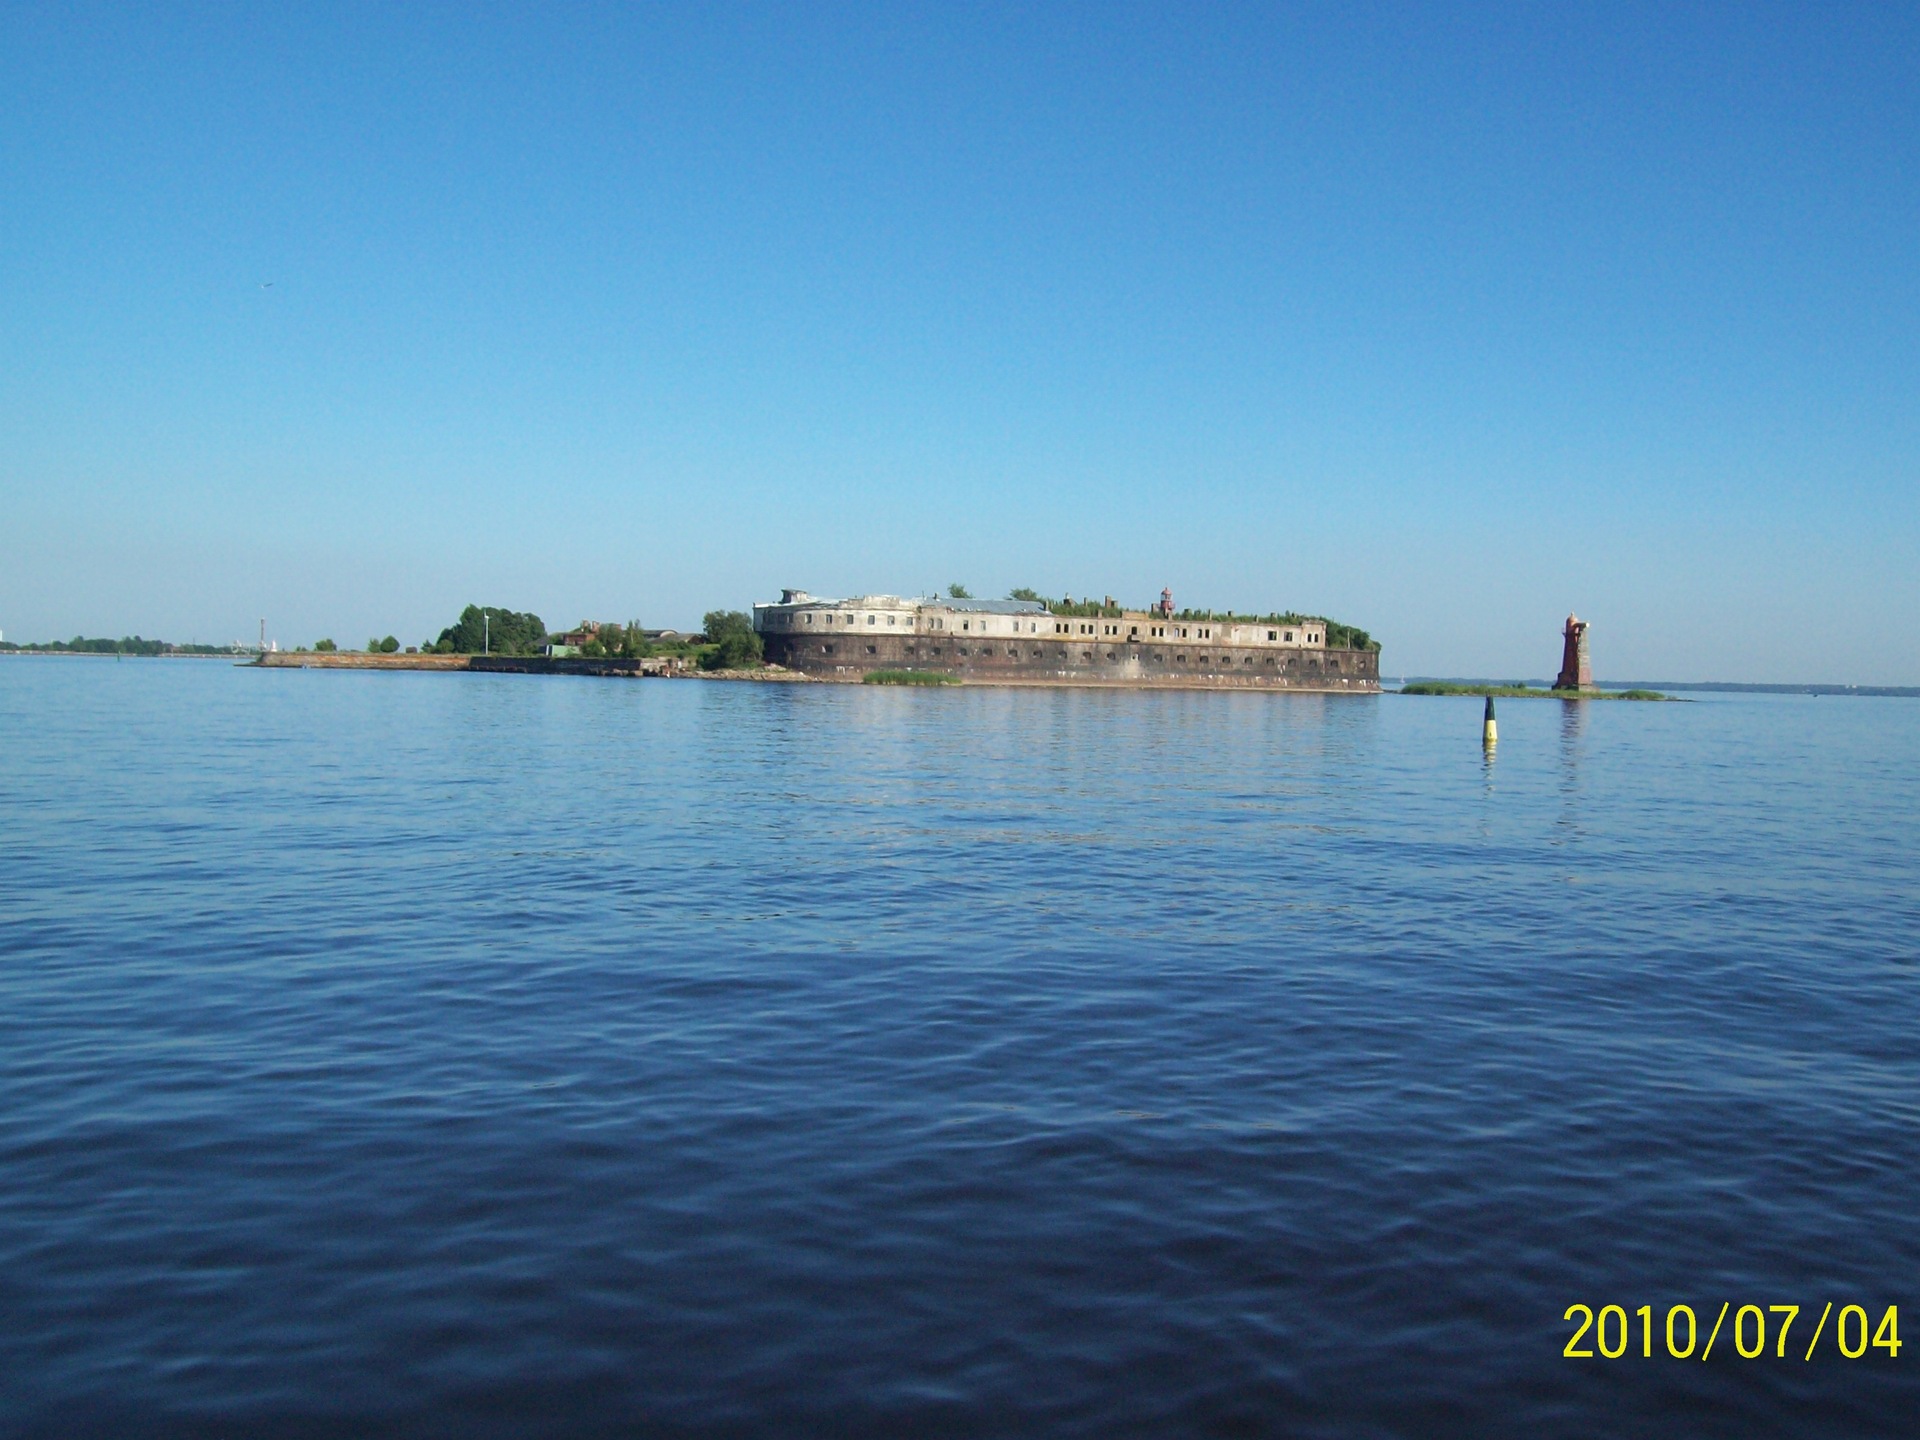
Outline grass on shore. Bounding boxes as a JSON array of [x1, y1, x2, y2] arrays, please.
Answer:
[[864, 669, 961, 686], [1399, 682, 1671, 700]]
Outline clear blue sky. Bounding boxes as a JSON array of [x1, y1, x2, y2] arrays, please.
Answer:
[[4, 3, 1916, 680]]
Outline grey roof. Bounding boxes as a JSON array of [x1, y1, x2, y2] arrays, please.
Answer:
[[757, 592, 1049, 616], [932, 598, 1048, 615]]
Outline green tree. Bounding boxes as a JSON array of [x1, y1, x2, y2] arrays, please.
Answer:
[[1008, 587, 1041, 602], [315, 638, 337, 652], [432, 604, 548, 656], [948, 583, 973, 599], [699, 609, 763, 670], [378, 635, 399, 653]]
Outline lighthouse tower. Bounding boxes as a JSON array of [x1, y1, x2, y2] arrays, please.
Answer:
[[1553, 614, 1593, 692]]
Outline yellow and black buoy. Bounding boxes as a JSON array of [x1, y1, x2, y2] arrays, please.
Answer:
[[1482, 693, 1497, 748]]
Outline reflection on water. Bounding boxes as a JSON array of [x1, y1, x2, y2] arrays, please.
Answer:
[[1559, 694, 1589, 748], [1, 663, 1916, 1438], [1553, 697, 1588, 844]]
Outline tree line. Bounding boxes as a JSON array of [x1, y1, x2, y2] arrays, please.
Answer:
[[383, 604, 766, 667], [3, 607, 777, 666], [426, 605, 549, 656], [0, 636, 239, 655]]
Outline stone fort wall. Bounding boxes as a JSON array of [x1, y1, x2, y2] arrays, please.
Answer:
[[762, 631, 1380, 691]]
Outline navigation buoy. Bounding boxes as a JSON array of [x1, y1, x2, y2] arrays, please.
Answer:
[[1482, 694, 1497, 748]]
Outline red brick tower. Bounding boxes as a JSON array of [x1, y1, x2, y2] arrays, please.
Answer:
[[1554, 614, 1592, 692]]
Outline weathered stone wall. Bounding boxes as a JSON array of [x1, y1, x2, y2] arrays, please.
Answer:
[[762, 633, 1381, 691], [258, 653, 690, 677], [470, 655, 684, 677], [257, 651, 471, 670]]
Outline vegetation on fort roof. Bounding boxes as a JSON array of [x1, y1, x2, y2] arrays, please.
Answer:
[[1170, 609, 1377, 650], [1011, 589, 1123, 618], [1172, 608, 1309, 625], [0, 636, 239, 656], [429, 605, 548, 656], [699, 610, 764, 670], [1322, 622, 1378, 652], [864, 669, 960, 686], [1006, 591, 1379, 647], [947, 583, 973, 599], [1399, 682, 1672, 700]]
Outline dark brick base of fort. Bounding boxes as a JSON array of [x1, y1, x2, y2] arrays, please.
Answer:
[[762, 633, 1381, 691]]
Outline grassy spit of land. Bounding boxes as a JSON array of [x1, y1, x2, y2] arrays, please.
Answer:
[[863, 670, 961, 686], [1, 637, 248, 656], [1398, 682, 1673, 700], [256, 651, 475, 670]]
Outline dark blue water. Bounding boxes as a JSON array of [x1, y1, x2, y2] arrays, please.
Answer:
[[3, 660, 1916, 1437]]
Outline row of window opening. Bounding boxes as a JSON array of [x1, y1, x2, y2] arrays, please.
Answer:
[[787, 612, 1314, 645]]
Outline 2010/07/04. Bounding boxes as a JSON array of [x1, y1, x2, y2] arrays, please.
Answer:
[[1564, 1303, 1901, 1361]]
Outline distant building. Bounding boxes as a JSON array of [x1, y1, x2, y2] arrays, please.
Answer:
[[548, 624, 688, 656]]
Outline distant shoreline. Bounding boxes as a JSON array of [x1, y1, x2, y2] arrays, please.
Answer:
[[7, 651, 1914, 696], [248, 653, 1377, 693], [0, 650, 240, 660], [1399, 682, 1673, 701], [1394, 676, 1920, 699]]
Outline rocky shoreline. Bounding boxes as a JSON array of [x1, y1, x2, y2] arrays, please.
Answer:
[[252, 651, 821, 681]]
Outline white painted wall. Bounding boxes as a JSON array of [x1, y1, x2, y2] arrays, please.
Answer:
[[754, 598, 1329, 649]]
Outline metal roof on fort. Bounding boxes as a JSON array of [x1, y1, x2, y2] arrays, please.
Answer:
[[762, 592, 1046, 616], [932, 598, 1047, 615]]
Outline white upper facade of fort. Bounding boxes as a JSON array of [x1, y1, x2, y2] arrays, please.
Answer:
[[752, 591, 1326, 648]]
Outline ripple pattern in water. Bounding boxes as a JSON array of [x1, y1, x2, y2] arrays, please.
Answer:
[[2, 661, 1917, 1437]]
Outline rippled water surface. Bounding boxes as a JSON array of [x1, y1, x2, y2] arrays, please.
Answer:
[[3, 659, 1917, 1437]]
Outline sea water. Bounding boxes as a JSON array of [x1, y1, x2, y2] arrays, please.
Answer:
[[2, 659, 1916, 1437]]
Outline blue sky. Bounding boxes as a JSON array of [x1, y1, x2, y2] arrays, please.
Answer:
[[3, 3, 1916, 680]]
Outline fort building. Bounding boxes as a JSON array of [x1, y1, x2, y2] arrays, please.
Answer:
[[752, 589, 1381, 691]]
